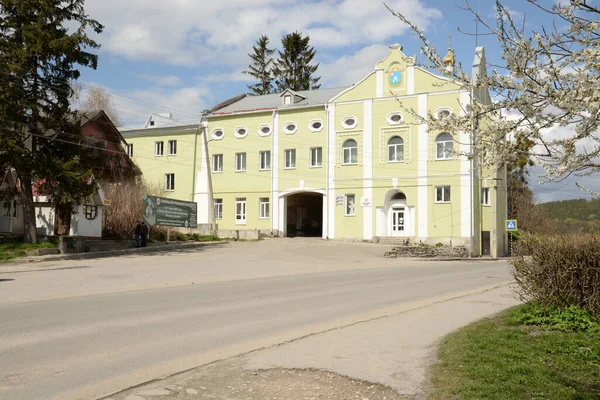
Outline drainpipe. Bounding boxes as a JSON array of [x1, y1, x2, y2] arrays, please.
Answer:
[[201, 121, 215, 233], [191, 124, 199, 204], [470, 87, 475, 257], [325, 104, 331, 240]]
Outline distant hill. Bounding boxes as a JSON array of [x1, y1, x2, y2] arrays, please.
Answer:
[[536, 198, 600, 221]]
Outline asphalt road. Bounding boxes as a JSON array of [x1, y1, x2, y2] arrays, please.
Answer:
[[0, 239, 512, 400]]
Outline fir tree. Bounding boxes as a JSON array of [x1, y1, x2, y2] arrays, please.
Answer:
[[0, 0, 103, 243], [273, 32, 320, 92], [243, 35, 275, 96]]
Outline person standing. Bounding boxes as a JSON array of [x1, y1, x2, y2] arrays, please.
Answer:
[[135, 221, 142, 248], [141, 222, 149, 247]]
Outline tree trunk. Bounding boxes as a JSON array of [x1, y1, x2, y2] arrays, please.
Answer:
[[18, 173, 37, 244]]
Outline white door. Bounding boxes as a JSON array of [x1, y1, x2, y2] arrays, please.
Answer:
[[391, 207, 406, 236]]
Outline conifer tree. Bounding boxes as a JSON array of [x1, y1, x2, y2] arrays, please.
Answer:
[[273, 32, 321, 92], [243, 35, 275, 96]]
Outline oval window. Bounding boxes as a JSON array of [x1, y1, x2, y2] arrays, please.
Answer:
[[345, 118, 355, 126], [261, 126, 270, 134], [390, 114, 402, 122], [237, 128, 246, 136], [437, 109, 451, 119], [312, 121, 322, 129], [213, 129, 223, 137], [342, 117, 357, 129]]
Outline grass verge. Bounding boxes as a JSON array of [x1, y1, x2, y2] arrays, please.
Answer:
[[0, 241, 58, 261], [428, 303, 600, 400]]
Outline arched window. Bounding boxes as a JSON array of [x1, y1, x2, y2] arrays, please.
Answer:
[[391, 192, 406, 201], [436, 133, 454, 160], [342, 139, 358, 165], [388, 136, 404, 162]]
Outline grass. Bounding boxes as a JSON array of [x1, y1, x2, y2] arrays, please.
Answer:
[[0, 241, 58, 261], [428, 304, 600, 400]]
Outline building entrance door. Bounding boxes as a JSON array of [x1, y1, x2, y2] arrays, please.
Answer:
[[391, 207, 405, 236]]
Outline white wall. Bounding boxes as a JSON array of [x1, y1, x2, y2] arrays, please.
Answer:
[[35, 203, 55, 236], [70, 204, 103, 237]]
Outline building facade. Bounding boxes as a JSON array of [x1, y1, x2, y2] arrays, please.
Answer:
[[122, 45, 507, 257]]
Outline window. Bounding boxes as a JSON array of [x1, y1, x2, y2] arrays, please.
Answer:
[[126, 144, 133, 157], [12, 200, 17, 218], [435, 108, 452, 120], [155, 141, 164, 156], [342, 116, 358, 129], [436, 133, 454, 160], [387, 112, 403, 125], [259, 124, 272, 136], [150, 120, 155, 126], [235, 152, 246, 172], [342, 139, 358, 165], [284, 95, 292, 105], [481, 188, 491, 206], [84, 205, 98, 220], [284, 149, 296, 169], [212, 128, 224, 140], [259, 151, 271, 171], [165, 173, 175, 191], [310, 147, 322, 167], [2, 201, 10, 217], [168, 140, 177, 155], [235, 198, 246, 224], [436, 186, 451, 202], [235, 126, 248, 138], [345, 194, 356, 216], [260, 198, 269, 219], [309, 119, 324, 132], [283, 122, 297, 134], [213, 154, 223, 173], [214, 199, 223, 219], [388, 136, 404, 162]]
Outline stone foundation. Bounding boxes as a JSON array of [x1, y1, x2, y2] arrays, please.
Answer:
[[385, 245, 471, 258]]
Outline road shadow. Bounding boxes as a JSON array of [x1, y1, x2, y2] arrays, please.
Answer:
[[0, 279, 15, 282], [61, 242, 229, 261]]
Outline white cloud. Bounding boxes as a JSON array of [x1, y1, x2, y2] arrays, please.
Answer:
[[319, 44, 390, 87], [139, 74, 184, 86]]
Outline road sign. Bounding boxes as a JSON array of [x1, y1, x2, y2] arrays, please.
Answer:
[[142, 195, 197, 228], [505, 219, 518, 232]]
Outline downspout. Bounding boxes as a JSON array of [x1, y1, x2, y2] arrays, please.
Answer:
[[470, 86, 475, 257], [325, 103, 331, 240], [201, 120, 215, 233], [271, 109, 276, 235], [191, 124, 199, 203]]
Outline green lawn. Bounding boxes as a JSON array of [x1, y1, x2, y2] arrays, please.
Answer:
[[428, 304, 600, 400], [0, 241, 57, 261]]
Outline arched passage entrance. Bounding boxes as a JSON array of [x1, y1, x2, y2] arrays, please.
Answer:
[[280, 190, 324, 237]]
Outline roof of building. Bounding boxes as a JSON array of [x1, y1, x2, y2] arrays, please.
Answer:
[[208, 87, 349, 116], [119, 114, 200, 132]]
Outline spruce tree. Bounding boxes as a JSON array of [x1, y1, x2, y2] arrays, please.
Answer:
[[243, 35, 275, 96], [0, 0, 103, 243], [273, 31, 321, 92]]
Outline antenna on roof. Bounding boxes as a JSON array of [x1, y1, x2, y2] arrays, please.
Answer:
[[475, 0, 481, 47]]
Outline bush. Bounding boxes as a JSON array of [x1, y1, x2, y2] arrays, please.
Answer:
[[510, 233, 600, 322]]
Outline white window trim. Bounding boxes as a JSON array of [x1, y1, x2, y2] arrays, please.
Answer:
[[386, 112, 404, 125], [165, 173, 175, 191], [482, 187, 491, 206], [435, 134, 454, 160], [235, 152, 246, 172], [342, 146, 358, 165], [387, 139, 404, 163], [258, 124, 272, 137], [155, 141, 164, 157], [310, 147, 322, 168], [168, 140, 177, 156], [259, 198, 269, 219], [341, 116, 358, 129], [284, 149, 296, 169], [259, 151, 271, 171], [235, 198, 247, 225], [435, 107, 453, 120], [126, 144, 133, 157], [212, 154, 223, 173], [283, 122, 298, 135], [211, 128, 225, 140], [309, 119, 324, 132], [435, 186, 451, 203], [345, 194, 356, 216], [214, 199, 223, 219], [234, 126, 248, 139]]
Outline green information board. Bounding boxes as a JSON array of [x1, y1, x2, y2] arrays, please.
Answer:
[[142, 195, 197, 228]]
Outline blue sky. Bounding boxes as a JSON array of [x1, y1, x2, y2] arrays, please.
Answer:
[[77, 0, 596, 202]]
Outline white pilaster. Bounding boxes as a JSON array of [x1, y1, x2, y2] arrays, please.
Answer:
[[195, 128, 209, 224], [407, 66, 415, 95], [459, 91, 473, 238], [417, 94, 428, 238], [376, 69, 384, 98], [363, 100, 373, 240], [271, 111, 279, 233], [327, 104, 336, 239]]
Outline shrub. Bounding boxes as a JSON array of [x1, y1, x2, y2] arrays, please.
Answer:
[[510, 233, 600, 322], [507, 302, 600, 333]]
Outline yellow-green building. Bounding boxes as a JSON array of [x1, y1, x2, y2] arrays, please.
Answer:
[[121, 45, 507, 257]]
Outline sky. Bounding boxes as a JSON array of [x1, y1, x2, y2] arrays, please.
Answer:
[[76, 0, 597, 202]]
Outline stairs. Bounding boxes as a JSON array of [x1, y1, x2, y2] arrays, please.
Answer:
[[377, 237, 412, 246], [86, 239, 135, 252]]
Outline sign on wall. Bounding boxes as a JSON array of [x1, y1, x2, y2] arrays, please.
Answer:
[[335, 195, 344, 206], [142, 195, 197, 228]]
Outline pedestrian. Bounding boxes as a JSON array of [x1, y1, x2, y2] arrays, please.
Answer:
[[135, 221, 142, 248], [141, 221, 149, 247]]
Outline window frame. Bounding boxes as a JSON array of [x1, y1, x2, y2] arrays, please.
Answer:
[[283, 122, 297, 135], [167, 140, 177, 156], [309, 119, 324, 132], [211, 128, 225, 140], [284, 149, 296, 169], [435, 107, 453, 120], [435, 133, 454, 160], [235, 152, 247, 172], [214, 199, 223, 219], [345, 194, 356, 216], [235, 198, 247, 225], [310, 147, 323, 168], [341, 116, 358, 129], [2, 201, 11, 217], [259, 151, 271, 171], [481, 187, 491, 206], [258, 124, 272, 137], [234, 126, 248, 139], [342, 139, 358, 165], [259, 197, 270, 219], [212, 154, 223, 173], [165, 173, 175, 191], [126, 143, 133, 157], [386, 112, 404, 125], [387, 136, 404, 163], [155, 141, 164, 157], [435, 185, 451, 203], [84, 205, 98, 220]]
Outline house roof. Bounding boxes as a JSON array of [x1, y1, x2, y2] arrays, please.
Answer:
[[119, 114, 200, 132], [78, 110, 127, 145], [208, 87, 349, 116]]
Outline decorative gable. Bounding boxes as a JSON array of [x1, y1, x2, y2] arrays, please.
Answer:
[[280, 89, 306, 106]]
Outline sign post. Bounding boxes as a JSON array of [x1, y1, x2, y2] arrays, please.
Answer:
[[505, 219, 518, 256], [142, 195, 198, 229]]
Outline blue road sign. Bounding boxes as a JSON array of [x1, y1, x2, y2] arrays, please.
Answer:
[[505, 220, 518, 232]]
